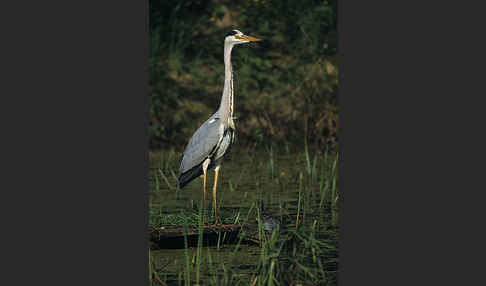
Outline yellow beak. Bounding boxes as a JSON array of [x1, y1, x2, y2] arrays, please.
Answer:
[[235, 34, 261, 42]]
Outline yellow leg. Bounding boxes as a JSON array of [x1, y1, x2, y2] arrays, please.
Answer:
[[203, 170, 207, 202], [201, 159, 210, 225], [213, 167, 220, 225]]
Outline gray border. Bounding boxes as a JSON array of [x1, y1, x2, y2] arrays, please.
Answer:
[[339, 0, 479, 285], [1, 1, 149, 285]]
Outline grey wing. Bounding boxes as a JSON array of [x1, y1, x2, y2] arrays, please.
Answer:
[[178, 115, 223, 176]]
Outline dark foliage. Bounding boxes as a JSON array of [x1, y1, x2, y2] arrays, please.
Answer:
[[149, 0, 338, 150]]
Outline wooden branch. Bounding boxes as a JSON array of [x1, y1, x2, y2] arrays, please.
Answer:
[[149, 224, 248, 241]]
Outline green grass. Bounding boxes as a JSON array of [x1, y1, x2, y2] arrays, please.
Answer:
[[149, 209, 246, 228], [149, 147, 339, 286]]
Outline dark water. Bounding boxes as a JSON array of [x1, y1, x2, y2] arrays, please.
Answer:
[[149, 146, 339, 285]]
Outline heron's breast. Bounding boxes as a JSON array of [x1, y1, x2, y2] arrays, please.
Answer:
[[214, 128, 234, 159], [228, 117, 236, 130]]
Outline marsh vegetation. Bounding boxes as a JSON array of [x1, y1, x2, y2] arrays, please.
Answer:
[[149, 145, 339, 285]]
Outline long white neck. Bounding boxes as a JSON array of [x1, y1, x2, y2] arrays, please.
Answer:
[[218, 42, 234, 126]]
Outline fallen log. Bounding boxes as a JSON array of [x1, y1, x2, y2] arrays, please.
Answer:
[[148, 223, 284, 249], [149, 223, 247, 240], [148, 223, 263, 249]]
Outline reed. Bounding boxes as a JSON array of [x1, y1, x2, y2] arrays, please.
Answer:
[[195, 197, 204, 283], [182, 223, 190, 286], [149, 148, 339, 285], [296, 172, 303, 230]]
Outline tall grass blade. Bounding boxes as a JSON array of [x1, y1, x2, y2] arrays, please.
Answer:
[[268, 145, 275, 179], [296, 172, 303, 230], [154, 172, 160, 192], [304, 143, 311, 176], [158, 169, 174, 190], [182, 224, 191, 286], [312, 154, 318, 181], [195, 198, 204, 284], [170, 169, 178, 184]]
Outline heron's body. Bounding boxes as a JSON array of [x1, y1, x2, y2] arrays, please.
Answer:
[[177, 114, 235, 189], [177, 30, 260, 224]]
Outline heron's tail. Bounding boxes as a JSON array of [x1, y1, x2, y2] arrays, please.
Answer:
[[177, 164, 203, 189]]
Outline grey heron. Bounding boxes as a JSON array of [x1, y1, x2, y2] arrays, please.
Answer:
[[177, 30, 261, 225]]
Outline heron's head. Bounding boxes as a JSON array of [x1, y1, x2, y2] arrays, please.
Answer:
[[225, 30, 261, 45]]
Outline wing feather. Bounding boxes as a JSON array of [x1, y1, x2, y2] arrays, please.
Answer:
[[178, 115, 224, 179]]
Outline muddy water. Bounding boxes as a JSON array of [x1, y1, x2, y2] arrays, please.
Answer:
[[149, 146, 338, 285]]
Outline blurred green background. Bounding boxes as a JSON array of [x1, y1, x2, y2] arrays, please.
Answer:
[[149, 0, 338, 151]]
